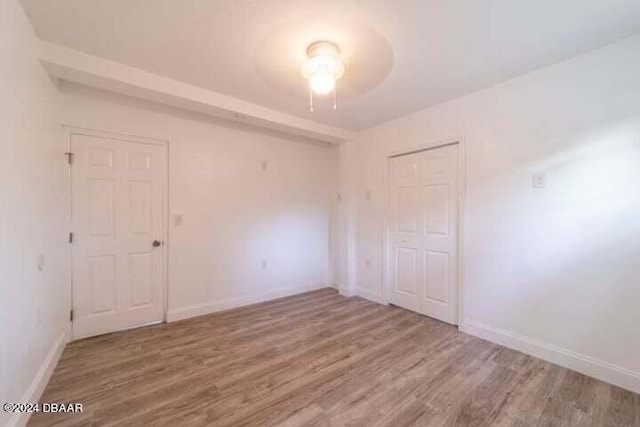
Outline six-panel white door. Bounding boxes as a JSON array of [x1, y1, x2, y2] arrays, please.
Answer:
[[388, 144, 459, 324], [71, 133, 165, 339]]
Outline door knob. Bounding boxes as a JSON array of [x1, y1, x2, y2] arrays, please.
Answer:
[[152, 240, 162, 248]]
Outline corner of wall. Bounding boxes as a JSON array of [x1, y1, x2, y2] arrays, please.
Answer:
[[337, 140, 358, 296], [355, 287, 387, 305], [8, 324, 70, 427]]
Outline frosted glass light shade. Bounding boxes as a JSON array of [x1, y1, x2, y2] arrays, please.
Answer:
[[309, 70, 336, 94], [301, 42, 345, 96]]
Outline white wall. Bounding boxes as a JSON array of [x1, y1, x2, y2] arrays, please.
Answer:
[[0, 1, 71, 426], [4, 0, 638, 417], [355, 35, 640, 392], [56, 82, 339, 321]]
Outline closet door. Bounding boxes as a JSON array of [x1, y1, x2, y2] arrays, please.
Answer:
[[389, 144, 458, 324]]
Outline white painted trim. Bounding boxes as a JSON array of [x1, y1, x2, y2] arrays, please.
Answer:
[[385, 138, 463, 158], [9, 325, 71, 427], [455, 137, 469, 327], [356, 286, 388, 305], [42, 42, 356, 144], [167, 285, 327, 322], [63, 125, 169, 146], [64, 126, 170, 338], [381, 137, 468, 325], [460, 320, 640, 395], [338, 288, 357, 297]]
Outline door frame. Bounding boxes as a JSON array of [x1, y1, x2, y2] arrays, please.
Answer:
[[382, 137, 467, 326], [64, 125, 170, 338]]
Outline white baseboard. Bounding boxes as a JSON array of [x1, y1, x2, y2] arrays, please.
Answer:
[[166, 284, 327, 322], [338, 287, 356, 297], [10, 324, 71, 427], [355, 287, 388, 305], [459, 320, 640, 395]]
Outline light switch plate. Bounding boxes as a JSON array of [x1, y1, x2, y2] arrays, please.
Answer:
[[532, 173, 546, 189]]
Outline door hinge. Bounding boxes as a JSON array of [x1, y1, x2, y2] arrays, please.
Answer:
[[65, 152, 74, 165], [69, 232, 74, 243], [70, 310, 74, 322]]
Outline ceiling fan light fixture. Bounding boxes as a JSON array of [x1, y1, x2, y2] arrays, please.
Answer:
[[301, 41, 345, 111]]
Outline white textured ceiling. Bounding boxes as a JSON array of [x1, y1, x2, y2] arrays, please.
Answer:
[[21, 0, 640, 130]]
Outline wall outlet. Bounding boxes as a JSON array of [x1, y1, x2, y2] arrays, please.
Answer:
[[365, 258, 371, 269], [173, 214, 184, 227], [532, 173, 546, 189], [261, 161, 268, 171], [365, 190, 372, 200], [261, 259, 268, 270]]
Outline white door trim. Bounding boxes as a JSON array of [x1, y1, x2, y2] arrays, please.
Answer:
[[63, 125, 170, 338], [382, 136, 467, 326]]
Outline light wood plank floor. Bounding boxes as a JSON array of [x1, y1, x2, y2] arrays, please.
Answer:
[[29, 288, 639, 426]]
